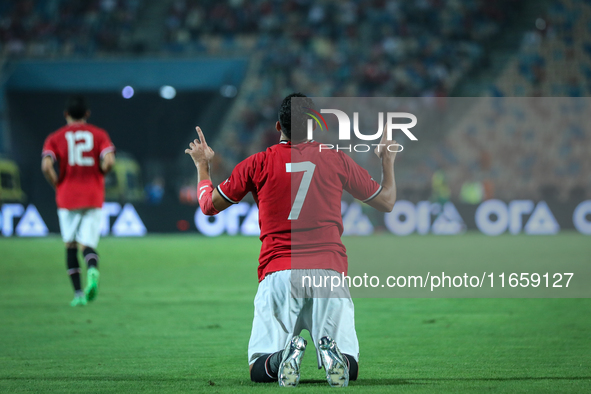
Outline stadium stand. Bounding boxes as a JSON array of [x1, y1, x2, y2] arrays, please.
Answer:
[[203, 0, 522, 183], [2, 0, 588, 202], [440, 0, 591, 201], [493, 0, 591, 97], [0, 0, 144, 57]]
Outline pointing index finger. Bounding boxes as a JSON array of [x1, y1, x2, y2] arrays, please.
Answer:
[[196, 127, 207, 146], [380, 123, 390, 144]]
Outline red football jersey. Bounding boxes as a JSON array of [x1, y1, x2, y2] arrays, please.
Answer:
[[42, 123, 115, 210], [217, 141, 381, 281]]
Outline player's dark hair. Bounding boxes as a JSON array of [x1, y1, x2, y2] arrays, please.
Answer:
[[278, 92, 315, 142], [65, 95, 89, 120]]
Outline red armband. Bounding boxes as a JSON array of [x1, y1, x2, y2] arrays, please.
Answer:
[[198, 180, 220, 215]]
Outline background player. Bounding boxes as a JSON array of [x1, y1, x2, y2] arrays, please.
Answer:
[[41, 96, 116, 306], [185, 93, 397, 387]]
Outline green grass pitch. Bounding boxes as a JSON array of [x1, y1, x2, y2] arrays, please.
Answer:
[[1, 233, 590, 393]]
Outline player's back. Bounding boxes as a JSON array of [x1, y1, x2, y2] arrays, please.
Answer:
[[261, 141, 347, 231], [42, 123, 115, 210], [222, 140, 380, 279]]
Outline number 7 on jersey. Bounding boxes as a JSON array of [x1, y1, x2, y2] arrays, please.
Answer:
[[286, 161, 316, 220]]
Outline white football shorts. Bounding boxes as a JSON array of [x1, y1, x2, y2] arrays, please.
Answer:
[[57, 208, 102, 248], [247, 269, 359, 367]]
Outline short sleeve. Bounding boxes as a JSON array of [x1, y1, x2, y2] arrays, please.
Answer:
[[98, 131, 115, 158], [216, 155, 257, 204], [42, 134, 57, 161], [341, 153, 382, 203]]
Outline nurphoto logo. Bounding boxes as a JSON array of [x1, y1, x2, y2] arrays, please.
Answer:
[[306, 109, 418, 153]]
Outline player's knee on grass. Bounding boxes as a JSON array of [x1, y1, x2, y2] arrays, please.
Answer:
[[344, 354, 358, 381], [66, 241, 78, 249], [250, 354, 277, 383], [82, 247, 99, 269]]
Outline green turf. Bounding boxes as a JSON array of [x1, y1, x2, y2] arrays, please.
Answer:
[[1, 234, 590, 393]]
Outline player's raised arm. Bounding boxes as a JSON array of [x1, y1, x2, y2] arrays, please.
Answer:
[[185, 126, 232, 214], [366, 129, 398, 213]]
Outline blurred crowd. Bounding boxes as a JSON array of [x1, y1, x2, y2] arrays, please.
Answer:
[[2, 0, 589, 202], [172, 0, 590, 203], [0, 0, 143, 57], [437, 97, 591, 202], [495, 0, 591, 96], [204, 0, 519, 163], [441, 0, 591, 201]]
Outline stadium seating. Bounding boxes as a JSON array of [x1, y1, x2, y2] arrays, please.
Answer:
[[441, 0, 591, 201], [202, 0, 520, 169], [0, 0, 144, 57], [3, 0, 587, 201], [494, 0, 591, 97]]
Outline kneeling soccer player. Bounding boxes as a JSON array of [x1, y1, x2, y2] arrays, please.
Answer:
[[185, 93, 397, 387]]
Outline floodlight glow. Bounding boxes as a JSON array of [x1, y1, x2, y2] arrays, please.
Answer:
[[160, 85, 177, 99], [220, 85, 238, 98], [122, 86, 134, 99]]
